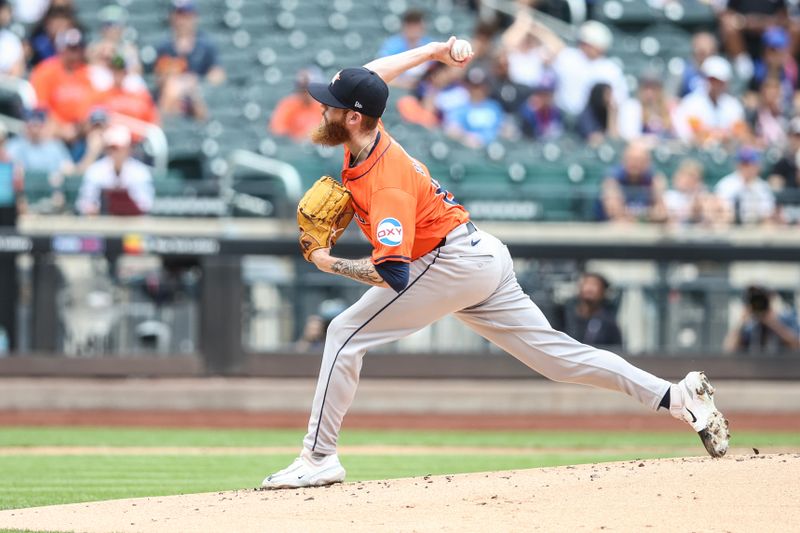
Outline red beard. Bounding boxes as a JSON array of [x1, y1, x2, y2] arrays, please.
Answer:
[[310, 115, 350, 146]]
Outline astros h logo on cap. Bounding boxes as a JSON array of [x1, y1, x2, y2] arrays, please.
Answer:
[[308, 67, 389, 118]]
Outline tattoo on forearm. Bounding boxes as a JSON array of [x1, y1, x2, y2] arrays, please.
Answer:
[[331, 258, 384, 286]]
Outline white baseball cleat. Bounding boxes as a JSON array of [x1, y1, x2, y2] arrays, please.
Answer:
[[261, 449, 346, 489], [670, 371, 730, 458]]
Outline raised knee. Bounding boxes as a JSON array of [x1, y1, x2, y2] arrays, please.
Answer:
[[324, 314, 358, 353], [326, 313, 347, 341]]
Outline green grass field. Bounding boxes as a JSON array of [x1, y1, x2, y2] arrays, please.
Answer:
[[1, 426, 798, 511]]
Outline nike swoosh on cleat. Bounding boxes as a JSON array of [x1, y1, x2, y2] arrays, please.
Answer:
[[470, 238, 481, 246], [686, 407, 697, 424]]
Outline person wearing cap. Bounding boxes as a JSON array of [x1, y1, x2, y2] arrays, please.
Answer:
[[672, 55, 746, 146], [155, 0, 224, 83], [269, 67, 325, 142], [29, 27, 98, 141], [261, 37, 727, 490], [719, 0, 790, 80], [443, 67, 505, 147], [618, 71, 675, 143], [0, 0, 24, 77], [545, 20, 628, 116], [767, 116, 800, 191], [6, 108, 73, 179], [746, 27, 797, 109], [518, 72, 564, 140], [713, 147, 776, 225], [155, 0, 224, 84], [98, 55, 159, 130], [154, 0, 223, 119], [76, 125, 153, 216]]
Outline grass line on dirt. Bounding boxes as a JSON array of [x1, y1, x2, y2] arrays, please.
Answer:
[[0, 451, 685, 510], [2, 427, 800, 449], [1, 427, 798, 510]]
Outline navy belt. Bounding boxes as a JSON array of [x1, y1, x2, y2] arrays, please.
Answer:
[[434, 221, 477, 249]]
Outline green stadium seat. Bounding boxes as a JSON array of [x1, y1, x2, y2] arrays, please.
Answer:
[[57, 0, 746, 222], [596, 0, 659, 31], [21, 171, 51, 204]]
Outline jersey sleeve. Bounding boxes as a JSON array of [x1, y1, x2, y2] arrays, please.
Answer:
[[370, 187, 416, 265], [374, 260, 410, 293]]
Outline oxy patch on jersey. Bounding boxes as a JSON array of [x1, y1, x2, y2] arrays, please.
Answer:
[[376, 217, 403, 246]]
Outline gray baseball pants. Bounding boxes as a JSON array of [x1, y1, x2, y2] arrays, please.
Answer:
[[303, 222, 671, 454]]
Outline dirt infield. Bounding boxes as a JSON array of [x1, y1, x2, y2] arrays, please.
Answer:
[[1, 409, 798, 431], [0, 454, 797, 533]]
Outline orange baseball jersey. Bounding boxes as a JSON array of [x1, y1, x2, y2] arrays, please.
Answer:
[[29, 57, 97, 125], [341, 124, 469, 265]]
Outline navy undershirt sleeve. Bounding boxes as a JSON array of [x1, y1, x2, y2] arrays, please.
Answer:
[[374, 260, 410, 293]]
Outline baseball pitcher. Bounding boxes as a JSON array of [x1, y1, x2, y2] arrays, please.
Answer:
[[262, 37, 730, 489]]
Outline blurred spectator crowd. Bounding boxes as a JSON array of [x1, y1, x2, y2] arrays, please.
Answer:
[[271, 1, 800, 227], [1, 0, 800, 227], [0, 0, 224, 217]]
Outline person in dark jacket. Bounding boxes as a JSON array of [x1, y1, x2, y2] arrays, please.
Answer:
[[555, 273, 623, 348], [577, 82, 617, 145]]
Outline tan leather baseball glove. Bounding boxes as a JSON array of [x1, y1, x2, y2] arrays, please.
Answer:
[[297, 176, 355, 261]]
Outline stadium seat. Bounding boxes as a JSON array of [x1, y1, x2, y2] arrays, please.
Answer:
[[41, 0, 750, 220]]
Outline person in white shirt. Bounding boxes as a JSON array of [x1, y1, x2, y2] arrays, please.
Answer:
[[0, 0, 24, 77], [550, 21, 629, 115], [618, 71, 675, 142], [713, 147, 776, 225], [672, 56, 746, 146], [663, 158, 709, 226], [500, 8, 563, 89], [76, 125, 154, 215]]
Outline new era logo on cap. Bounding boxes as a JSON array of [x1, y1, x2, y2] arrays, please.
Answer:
[[307, 67, 389, 118]]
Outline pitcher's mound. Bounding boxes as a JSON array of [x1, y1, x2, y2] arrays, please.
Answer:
[[1, 454, 798, 532]]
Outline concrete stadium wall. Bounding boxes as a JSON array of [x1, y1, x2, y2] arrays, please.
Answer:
[[1, 378, 798, 415]]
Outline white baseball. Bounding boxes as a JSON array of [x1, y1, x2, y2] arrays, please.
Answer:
[[450, 39, 472, 62]]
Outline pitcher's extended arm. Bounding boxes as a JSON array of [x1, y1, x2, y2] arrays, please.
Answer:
[[363, 36, 472, 84]]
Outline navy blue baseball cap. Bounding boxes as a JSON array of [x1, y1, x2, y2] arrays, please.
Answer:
[[737, 146, 760, 164], [307, 67, 389, 118], [763, 26, 789, 49], [171, 0, 196, 13], [25, 108, 48, 122]]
